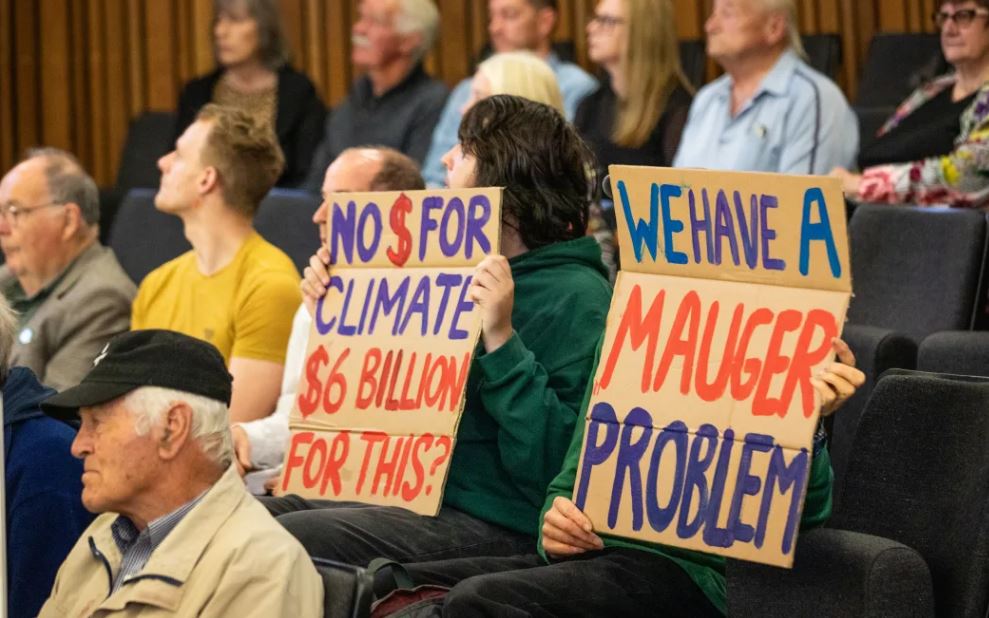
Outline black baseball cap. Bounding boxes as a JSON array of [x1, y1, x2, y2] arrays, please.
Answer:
[[42, 329, 233, 421]]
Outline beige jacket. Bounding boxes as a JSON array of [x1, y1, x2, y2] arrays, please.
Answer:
[[0, 243, 135, 390], [39, 466, 323, 617]]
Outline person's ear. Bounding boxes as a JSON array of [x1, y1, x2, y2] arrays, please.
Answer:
[[157, 402, 194, 460], [398, 31, 423, 58], [536, 7, 557, 41], [763, 12, 787, 47], [199, 166, 219, 197], [60, 202, 85, 241]]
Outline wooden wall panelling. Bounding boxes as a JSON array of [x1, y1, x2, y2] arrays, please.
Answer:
[[0, 0, 15, 173], [13, 1, 40, 161]]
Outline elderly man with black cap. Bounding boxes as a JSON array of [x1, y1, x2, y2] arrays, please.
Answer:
[[36, 329, 323, 618]]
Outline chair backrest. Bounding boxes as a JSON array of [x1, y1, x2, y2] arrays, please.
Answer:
[[114, 112, 175, 191], [803, 33, 842, 79], [833, 370, 989, 617], [846, 205, 989, 343], [828, 324, 916, 507], [254, 189, 321, 276], [108, 189, 189, 285], [856, 33, 945, 108], [917, 331, 989, 377], [678, 39, 706, 88]]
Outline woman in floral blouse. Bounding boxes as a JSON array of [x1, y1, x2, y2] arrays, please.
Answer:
[[832, 1, 989, 207]]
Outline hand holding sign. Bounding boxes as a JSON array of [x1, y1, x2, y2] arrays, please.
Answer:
[[301, 246, 332, 318], [542, 496, 604, 558], [468, 255, 515, 353], [812, 339, 864, 416]]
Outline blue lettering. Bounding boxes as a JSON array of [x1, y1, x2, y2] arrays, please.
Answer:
[[574, 402, 620, 510], [759, 195, 785, 271], [609, 407, 654, 530], [646, 421, 688, 533], [466, 196, 492, 258], [660, 183, 688, 265], [757, 446, 809, 555], [798, 187, 842, 277], [689, 189, 714, 264], [702, 428, 736, 548], [728, 433, 774, 545], [617, 180, 658, 262], [733, 192, 759, 269], [676, 424, 719, 539], [419, 197, 444, 261]]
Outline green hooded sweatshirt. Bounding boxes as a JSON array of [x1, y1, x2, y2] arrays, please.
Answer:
[[442, 236, 613, 537], [537, 348, 834, 616]]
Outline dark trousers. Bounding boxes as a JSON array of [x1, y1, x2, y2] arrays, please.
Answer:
[[259, 494, 534, 565], [397, 549, 723, 617]]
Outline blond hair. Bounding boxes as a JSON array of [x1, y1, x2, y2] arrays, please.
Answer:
[[758, 0, 807, 59], [614, 0, 692, 148], [196, 103, 284, 216], [476, 51, 565, 114]]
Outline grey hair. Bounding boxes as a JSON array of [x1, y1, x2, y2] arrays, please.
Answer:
[[395, 0, 440, 61], [0, 295, 18, 384], [25, 147, 100, 226], [757, 0, 807, 60], [125, 386, 234, 469]]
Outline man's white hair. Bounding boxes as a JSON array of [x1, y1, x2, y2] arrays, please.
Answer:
[[126, 386, 233, 469], [757, 0, 807, 59], [395, 0, 440, 61]]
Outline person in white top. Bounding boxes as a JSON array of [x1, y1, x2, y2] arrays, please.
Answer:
[[230, 146, 425, 479]]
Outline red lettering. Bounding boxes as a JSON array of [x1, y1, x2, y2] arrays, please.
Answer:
[[653, 291, 701, 393], [600, 285, 665, 392], [752, 310, 803, 416], [356, 432, 388, 495], [298, 347, 329, 417], [696, 303, 744, 401], [391, 435, 416, 496], [731, 308, 774, 400], [402, 434, 432, 501], [783, 309, 838, 418], [281, 431, 314, 492], [356, 348, 382, 409], [386, 193, 413, 267], [445, 352, 472, 412], [320, 432, 351, 495], [302, 437, 328, 489]]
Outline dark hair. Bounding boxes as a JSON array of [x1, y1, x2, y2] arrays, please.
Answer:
[[369, 148, 426, 191], [527, 0, 558, 10], [214, 0, 289, 69], [458, 94, 593, 250]]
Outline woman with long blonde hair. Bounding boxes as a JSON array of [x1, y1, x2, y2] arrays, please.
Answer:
[[576, 0, 693, 180]]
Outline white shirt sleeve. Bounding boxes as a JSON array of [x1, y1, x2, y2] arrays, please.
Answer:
[[238, 305, 312, 469]]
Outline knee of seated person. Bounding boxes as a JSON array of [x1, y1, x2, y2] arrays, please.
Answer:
[[444, 574, 503, 612]]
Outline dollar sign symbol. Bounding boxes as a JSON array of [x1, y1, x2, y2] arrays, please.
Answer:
[[387, 193, 413, 267], [297, 346, 328, 418]]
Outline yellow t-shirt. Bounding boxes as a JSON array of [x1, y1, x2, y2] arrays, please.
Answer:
[[131, 232, 300, 365]]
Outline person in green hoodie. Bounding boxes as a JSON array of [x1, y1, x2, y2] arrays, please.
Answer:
[[263, 94, 614, 565], [389, 339, 865, 617]]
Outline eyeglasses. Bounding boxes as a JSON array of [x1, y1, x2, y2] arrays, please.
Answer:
[[589, 13, 625, 29], [0, 201, 65, 224], [933, 8, 989, 28]]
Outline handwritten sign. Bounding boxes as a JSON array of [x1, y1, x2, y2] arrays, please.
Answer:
[[281, 189, 501, 515], [573, 166, 850, 567]]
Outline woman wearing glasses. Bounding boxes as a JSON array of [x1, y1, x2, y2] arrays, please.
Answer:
[[575, 0, 693, 182], [833, 1, 989, 207]]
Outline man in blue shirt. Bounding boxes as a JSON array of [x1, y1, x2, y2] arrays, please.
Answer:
[[421, 0, 598, 187], [674, 0, 857, 175]]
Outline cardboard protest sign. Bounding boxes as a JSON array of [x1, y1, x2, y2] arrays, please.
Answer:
[[573, 166, 851, 567], [280, 189, 501, 515]]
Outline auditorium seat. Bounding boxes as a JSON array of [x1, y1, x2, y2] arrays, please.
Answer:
[[829, 323, 916, 506], [255, 189, 321, 276], [803, 33, 842, 79], [855, 33, 945, 109], [729, 370, 989, 617], [846, 204, 989, 344], [107, 188, 189, 285], [917, 330, 989, 376], [678, 39, 706, 88]]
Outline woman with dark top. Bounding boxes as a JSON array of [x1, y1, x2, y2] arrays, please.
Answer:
[[176, 0, 325, 187], [575, 0, 693, 180], [832, 0, 989, 207]]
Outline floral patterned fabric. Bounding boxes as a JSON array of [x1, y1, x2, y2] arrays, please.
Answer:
[[858, 74, 989, 207]]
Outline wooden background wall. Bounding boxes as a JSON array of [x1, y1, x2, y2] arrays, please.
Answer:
[[0, 0, 941, 187]]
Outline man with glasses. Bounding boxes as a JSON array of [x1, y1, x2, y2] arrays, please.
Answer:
[[674, 0, 858, 175], [0, 148, 134, 389], [419, 0, 597, 187]]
